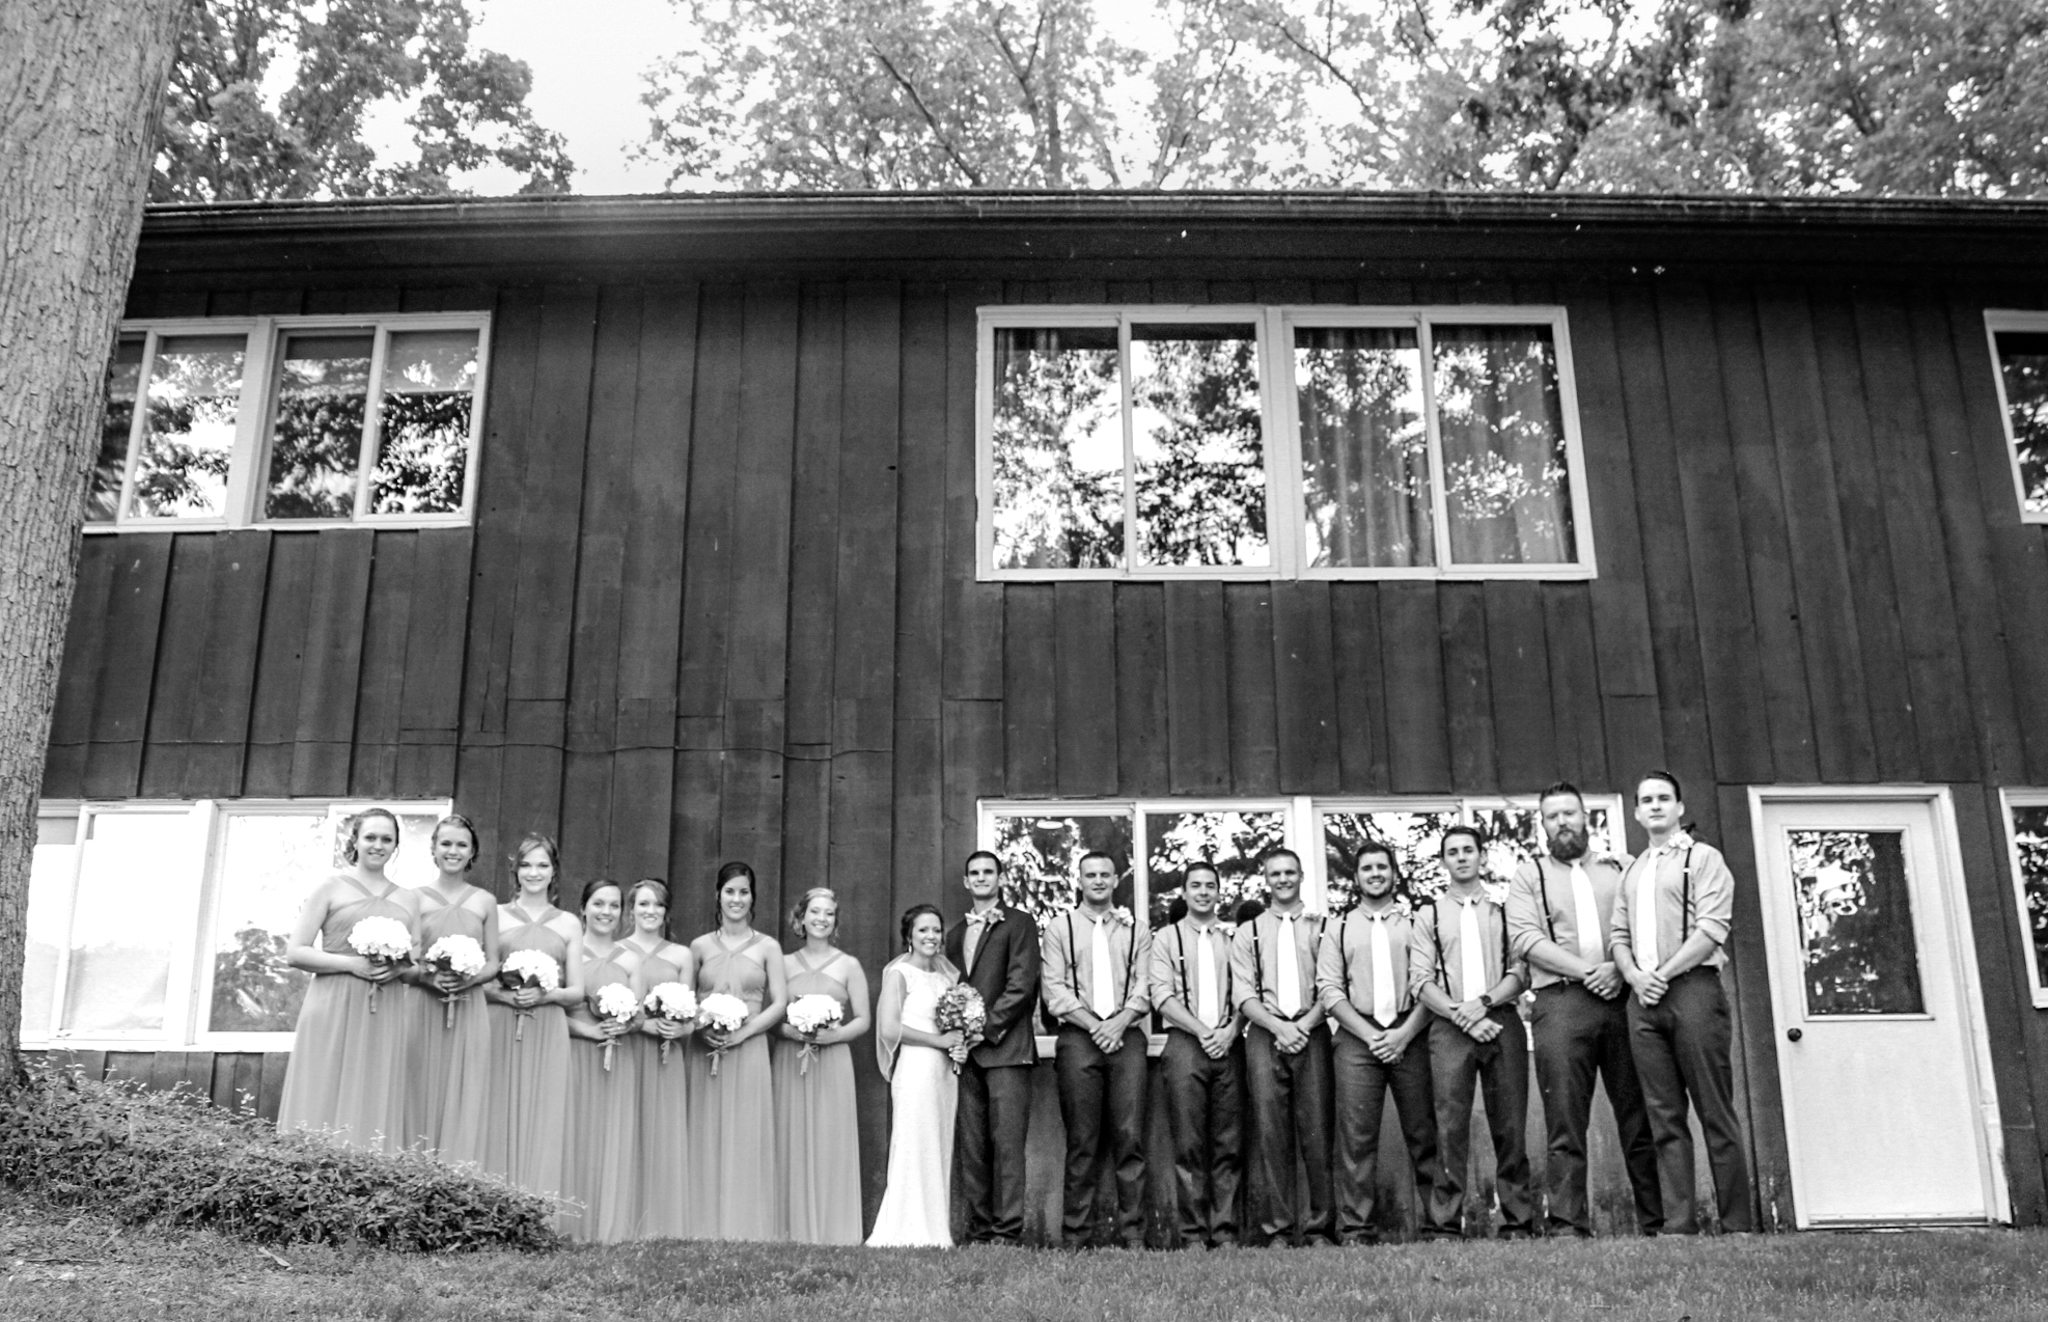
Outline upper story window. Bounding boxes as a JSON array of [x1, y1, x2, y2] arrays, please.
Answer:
[[976, 306, 1595, 581], [90, 314, 489, 531], [1988, 311, 2048, 522]]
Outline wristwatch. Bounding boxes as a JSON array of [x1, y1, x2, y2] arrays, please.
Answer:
[[1477, 992, 1496, 1010]]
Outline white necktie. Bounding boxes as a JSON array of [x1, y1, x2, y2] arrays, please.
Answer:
[[1368, 913, 1396, 1025], [1194, 928, 1219, 1028], [1634, 859, 1662, 972], [1569, 862, 1604, 964], [1459, 898, 1487, 1004], [1090, 915, 1116, 1018], [1275, 915, 1301, 1017]]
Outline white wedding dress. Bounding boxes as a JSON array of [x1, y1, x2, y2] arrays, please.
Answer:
[[865, 963, 959, 1247]]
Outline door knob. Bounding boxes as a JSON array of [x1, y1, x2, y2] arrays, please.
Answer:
[[1786, 1027, 1803, 1042]]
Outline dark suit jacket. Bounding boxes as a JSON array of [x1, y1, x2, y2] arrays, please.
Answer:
[[944, 904, 1042, 1069]]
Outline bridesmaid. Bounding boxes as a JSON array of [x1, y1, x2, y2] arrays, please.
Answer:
[[623, 877, 697, 1239], [772, 887, 870, 1244], [563, 878, 643, 1243], [688, 861, 789, 1241], [481, 833, 583, 1198], [277, 808, 420, 1152], [401, 814, 498, 1163]]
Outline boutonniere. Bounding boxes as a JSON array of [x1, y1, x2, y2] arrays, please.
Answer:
[[1216, 921, 1235, 939], [973, 908, 1005, 926], [1112, 906, 1135, 926]]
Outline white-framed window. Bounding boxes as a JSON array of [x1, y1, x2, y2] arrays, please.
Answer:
[[1998, 789, 2048, 1007], [975, 305, 1596, 581], [1985, 311, 2048, 523], [89, 313, 490, 531], [23, 798, 450, 1051]]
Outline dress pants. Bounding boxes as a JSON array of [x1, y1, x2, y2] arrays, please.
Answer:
[[1627, 969, 1754, 1233], [1531, 982, 1663, 1236], [955, 1058, 1032, 1243], [1425, 1007, 1535, 1238], [1054, 1023, 1150, 1247], [1331, 1029, 1439, 1243], [1243, 1022, 1335, 1244], [1159, 1027, 1243, 1247]]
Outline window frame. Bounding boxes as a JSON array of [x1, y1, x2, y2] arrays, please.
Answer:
[[1997, 788, 2048, 1008], [976, 304, 1597, 582], [1983, 310, 2048, 526], [89, 313, 491, 534]]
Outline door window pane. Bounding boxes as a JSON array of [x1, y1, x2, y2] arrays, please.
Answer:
[[1432, 324, 1575, 565], [1997, 330, 2048, 517], [265, 333, 373, 519], [370, 329, 478, 515], [62, 812, 190, 1034], [988, 810, 1134, 925], [24, 815, 80, 1039], [990, 326, 1123, 569], [1144, 808, 1287, 926], [2011, 804, 2048, 994], [1295, 326, 1433, 568], [1131, 323, 1267, 567], [1321, 809, 1458, 912], [1789, 829, 1926, 1016], [205, 813, 327, 1033], [88, 336, 145, 522], [129, 335, 245, 518]]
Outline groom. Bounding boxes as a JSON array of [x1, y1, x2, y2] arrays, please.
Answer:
[[945, 850, 1042, 1245]]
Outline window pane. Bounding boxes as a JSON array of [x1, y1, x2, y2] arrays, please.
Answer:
[[2014, 805, 2048, 994], [129, 335, 245, 518], [988, 810, 1134, 925], [990, 326, 1123, 569], [206, 814, 331, 1033], [1998, 331, 2048, 517], [1321, 809, 1458, 912], [24, 816, 80, 1040], [62, 812, 190, 1034], [265, 333, 373, 520], [1131, 323, 1267, 567], [1432, 325, 1576, 565], [1294, 326, 1433, 567], [371, 330, 479, 515], [1145, 808, 1287, 926], [1790, 829, 1925, 1016], [88, 336, 145, 522]]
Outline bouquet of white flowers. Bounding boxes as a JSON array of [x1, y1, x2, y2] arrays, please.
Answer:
[[697, 991, 749, 1076], [934, 984, 987, 1076], [643, 982, 698, 1064], [424, 934, 488, 1029], [594, 983, 640, 1072], [786, 993, 844, 1075], [498, 949, 560, 1041], [346, 915, 412, 1013]]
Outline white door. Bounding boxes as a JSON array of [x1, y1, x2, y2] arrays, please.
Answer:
[[1752, 791, 2004, 1227]]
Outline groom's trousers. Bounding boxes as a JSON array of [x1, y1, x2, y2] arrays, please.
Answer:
[[1054, 1022, 1149, 1247], [956, 1058, 1032, 1243]]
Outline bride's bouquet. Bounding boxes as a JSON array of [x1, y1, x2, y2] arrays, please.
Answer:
[[697, 992, 749, 1077], [593, 983, 640, 1072], [424, 934, 487, 1028], [643, 982, 698, 1064], [786, 993, 843, 1075], [346, 916, 412, 1013], [498, 949, 560, 1041], [933, 984, 986, 1075]]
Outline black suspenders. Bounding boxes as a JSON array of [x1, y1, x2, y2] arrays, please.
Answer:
[[1068, 910, 1139, 1014], [1430, 894, 1507, 997]]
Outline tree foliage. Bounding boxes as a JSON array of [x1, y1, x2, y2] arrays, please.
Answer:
[[155, 0, 573, 201]]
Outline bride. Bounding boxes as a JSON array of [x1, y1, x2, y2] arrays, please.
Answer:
[[866, 903, 968, 1247]]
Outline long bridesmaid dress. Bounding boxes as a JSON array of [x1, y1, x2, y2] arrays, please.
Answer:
[[771, 950, 863, 1244], [562, 941, 642, 1243], [635, 942, 694, 1239], [276, 875, 415, 1153], [480, 907, 571, 1200], [402, 887, 492, 1163], [688, 934, 780, 1241]]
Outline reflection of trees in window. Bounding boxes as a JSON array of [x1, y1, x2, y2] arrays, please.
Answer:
[[1131, 325, 1267, 567], [90, 336, 144, 521], [991, 812, 1135, 925], [1998, 332, 2048, 517], [1790, 829, 1924, 1016], [209, 927, 309, 1032], [371, 331, 477, 514], [1145, 810, 1287, 926], [132, 336, 245, 517], [265, 335, 372, 519], [1322, 810, 1456, 910], [1295, 327, 1432, 567], [1432, 326, 1574, 565], [990, 327, 1122, 568], [2014, 806, 2048, 990]]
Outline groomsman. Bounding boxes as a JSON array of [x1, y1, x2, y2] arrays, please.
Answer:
[[1506, 782, 1663, 1238], [1317, 842, 1440, 1245], [1040, 851, 1153, 1248], [1611, 771, 1755, 1234], [1231, 849, 1337, 1247], [944, 850, 1042, 1246], [1412, 825, 1535, 1239], [1148, 859, 1244, 1249]]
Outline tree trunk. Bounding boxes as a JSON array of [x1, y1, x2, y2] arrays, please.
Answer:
[[0, 2, 188, 1080]]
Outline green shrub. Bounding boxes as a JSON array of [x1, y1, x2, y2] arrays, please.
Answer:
[[0, 1063, 560, 1253]]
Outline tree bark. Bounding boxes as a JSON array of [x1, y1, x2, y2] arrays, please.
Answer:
[[0, 1, 188, 1080]]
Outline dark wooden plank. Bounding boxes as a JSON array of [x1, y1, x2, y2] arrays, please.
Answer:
[[1226, 583, 1279, 796], [1540, 584, 1608, 791], [1271, 581, 1340, 796], [289, 528, 375, 796], [83, 533, 173, 798], [460, 287, 543, 743], [1054, 580, 1118, 797], [347, 531, 417, 798], [394, 528, 470, 800], [1329, 582, 1390, 794], [1379, 583, 1451, 794], [1002, 586, 1058, 796], [138, 533, 218, 797], [943, 282, 1006, 703], [44, 537, 118, 797], [676, 283, 746, 738], [1482, 581, 1554, 795], [1165, 580, 1230, 795], [255, 1051, 290, 1122], [305, 287, 401, 316], [209, 1053, 241, 1110], [229, 1050, 265, 1114], [780, 283, 842, 896], [893, 284, 952, 911], [1115, 584, 1168, 796], [1438, 582, 1496, 794], [244, 534, 321, 795], [1712, 785, 1792, 1232], [941, 699, 1005, 918], [103, 1052, 154, 1088], [668, 748, 724, 928], [184, 528, 272, 796]]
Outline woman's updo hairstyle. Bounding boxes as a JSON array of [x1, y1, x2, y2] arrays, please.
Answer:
[[431, 813, 480, 870], [342, 808, 402, 865], [789, 886, 838, 936], [899, 902, 943, 952], [715, 860, 757, 920]]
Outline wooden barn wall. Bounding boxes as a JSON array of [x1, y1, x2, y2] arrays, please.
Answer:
[[43, 268, 2048, 1229]]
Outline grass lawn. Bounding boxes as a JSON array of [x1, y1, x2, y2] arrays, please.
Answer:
[[5, 1202, 2046, 1321]]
